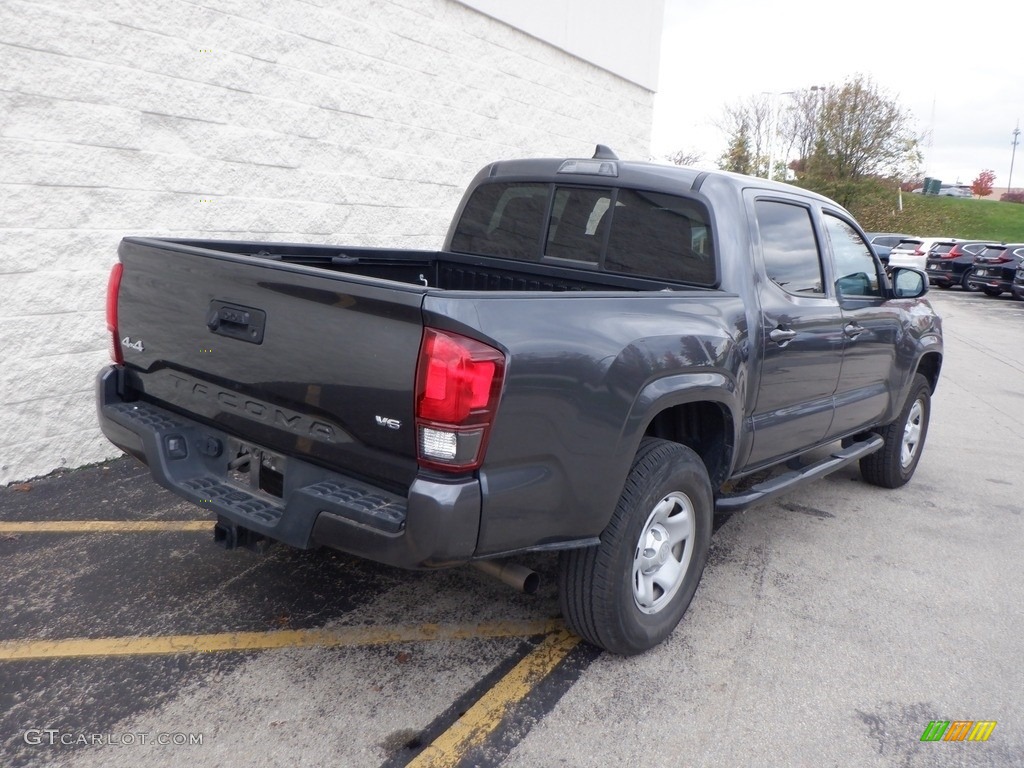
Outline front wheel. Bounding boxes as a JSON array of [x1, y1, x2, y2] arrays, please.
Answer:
[[961, 270, 980, 291], [860, 373, 931, 488], [558, 439, 712, 655]]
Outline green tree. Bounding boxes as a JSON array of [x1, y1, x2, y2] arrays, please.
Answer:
[[800, 75, 920, 185], [718, 120, 753, 174]]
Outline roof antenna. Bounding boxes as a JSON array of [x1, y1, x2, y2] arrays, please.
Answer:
[[593, 144, 618, 160]]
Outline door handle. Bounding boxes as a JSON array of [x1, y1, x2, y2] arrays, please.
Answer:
[[769, 327, 798, 345], [844, 322, 864, 339]]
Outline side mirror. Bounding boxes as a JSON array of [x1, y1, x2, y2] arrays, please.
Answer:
[[890, 267, 928, 299]]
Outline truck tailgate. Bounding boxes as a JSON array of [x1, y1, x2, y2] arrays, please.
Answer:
[[115, 237, 426, 491]]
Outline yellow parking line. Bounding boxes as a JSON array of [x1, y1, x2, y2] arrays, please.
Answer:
[[408, 629, 581, 768], [0, 521, 214, 534], [0, 620, 565, 661]]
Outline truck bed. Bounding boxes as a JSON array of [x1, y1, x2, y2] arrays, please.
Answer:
[[153, 238, 695, 294]]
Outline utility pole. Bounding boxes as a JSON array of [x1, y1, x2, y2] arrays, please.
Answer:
[[1010, 121, 1020, 194]]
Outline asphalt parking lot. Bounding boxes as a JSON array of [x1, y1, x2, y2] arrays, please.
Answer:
[[2, 288, 1023, 768]]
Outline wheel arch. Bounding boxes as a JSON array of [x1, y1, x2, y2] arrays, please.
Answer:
[[915, 350, 942, 393], [643, 401, 734, 489], [619, 373, 741, 491]]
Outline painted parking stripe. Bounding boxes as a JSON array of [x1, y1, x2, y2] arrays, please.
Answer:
[[0, 520, 214, 533], [406, 629, 581, 768], [0, 620, 565, 661]]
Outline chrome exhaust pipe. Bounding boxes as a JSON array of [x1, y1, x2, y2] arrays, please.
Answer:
[[472, 560, 540, 595]]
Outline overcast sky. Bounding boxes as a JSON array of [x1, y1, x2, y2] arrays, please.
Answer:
[[651, 0, 1022, 188]]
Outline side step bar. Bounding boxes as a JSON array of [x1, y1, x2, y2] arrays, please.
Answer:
[[715, 435, 884, 513]]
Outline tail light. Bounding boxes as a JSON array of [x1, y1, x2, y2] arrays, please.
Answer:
[[980, 253, 1009, 264], [913, 246, 925, 256], [106, 262, 124, 364], [415, 328, 505, 472]]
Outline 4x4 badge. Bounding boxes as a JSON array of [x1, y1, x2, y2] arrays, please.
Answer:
[[121, 336, 145, 352]]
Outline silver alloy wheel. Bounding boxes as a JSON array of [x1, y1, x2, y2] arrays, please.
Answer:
[[632, 491, 694, 614], [901, 399, 924, 468]]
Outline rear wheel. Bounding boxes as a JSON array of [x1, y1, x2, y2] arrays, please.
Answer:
[[983, 287, 1002, 297], [860, 374, 931, 488], [936, 282, 952, 289], [558, 438, 712, 655]]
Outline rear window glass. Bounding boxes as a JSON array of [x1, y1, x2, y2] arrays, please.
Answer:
[[450, 182, 716, 285], [545, 187, 612, 263], [981, 246, 1006, 258], [873, 236, 903, 247], [930, 244, 954, 255], [604, 189, 716, 285], [450, 183, 548, 261]]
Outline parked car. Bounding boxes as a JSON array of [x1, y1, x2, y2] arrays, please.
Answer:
[[966, 244, 1024, 296], [890, 237, 953, 272], [866, 233, 917, 249], [939, 186, 972, 198], [865, 232, 917, 266], [1011, 258, 1024, 300], [925, 240, 988, 290]]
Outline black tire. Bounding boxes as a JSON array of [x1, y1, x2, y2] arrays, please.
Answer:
[[961, 270, 980, 292], [860, 373, 931, 488], [558, 438, 712, 655], [936, 282, 953, 290], [983, 287, 1002, 297]]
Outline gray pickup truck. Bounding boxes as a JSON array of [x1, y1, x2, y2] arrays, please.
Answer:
[[98, 147, 943, 654]]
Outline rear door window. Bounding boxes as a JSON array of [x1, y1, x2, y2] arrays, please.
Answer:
[[755, 200, 825, 296]]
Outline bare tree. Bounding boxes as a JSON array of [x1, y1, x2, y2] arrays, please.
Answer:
[[777, 87, 826, 171], [665, 149, 704, 167], [715, 94, 772, 176]]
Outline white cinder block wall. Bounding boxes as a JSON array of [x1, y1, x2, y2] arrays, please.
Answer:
[[0, 0, 658, 485]]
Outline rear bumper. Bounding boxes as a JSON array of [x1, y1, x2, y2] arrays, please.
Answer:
[[925, 265, 956, 285], [96, 366, 480, 568], [966, 274, 1012, 293]]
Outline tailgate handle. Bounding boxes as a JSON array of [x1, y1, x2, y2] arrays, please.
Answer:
[[207, 301, 266, 344]]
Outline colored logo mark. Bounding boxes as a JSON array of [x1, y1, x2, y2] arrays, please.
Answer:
[[920, 720, 996, 742]]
